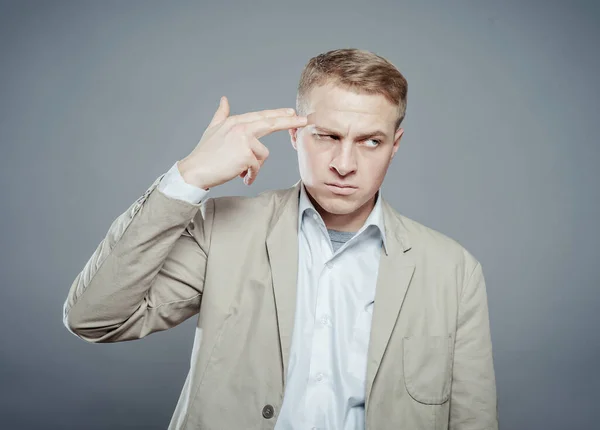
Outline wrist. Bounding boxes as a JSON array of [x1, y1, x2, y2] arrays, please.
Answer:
[[177, 158, 211, 191]]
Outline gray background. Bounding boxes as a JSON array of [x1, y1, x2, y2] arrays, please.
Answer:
[[1, 1, 598, 429]]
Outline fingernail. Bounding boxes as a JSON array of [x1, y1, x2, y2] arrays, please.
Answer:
[[286, 109, 295, 114]]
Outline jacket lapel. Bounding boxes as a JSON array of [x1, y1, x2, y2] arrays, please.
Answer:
[[265, 181, 302, 386], [365, 198, 415, 413]]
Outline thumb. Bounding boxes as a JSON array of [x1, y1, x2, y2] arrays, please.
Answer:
[[208, 96, 230, 128]]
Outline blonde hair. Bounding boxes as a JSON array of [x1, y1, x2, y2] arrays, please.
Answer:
[[296, 48, 408, 129]]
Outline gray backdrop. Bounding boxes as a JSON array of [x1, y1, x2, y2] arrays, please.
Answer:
[[1, 1, 598, 429]]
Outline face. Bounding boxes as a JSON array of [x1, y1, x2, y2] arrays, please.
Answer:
[[289, 83, 404, 231]]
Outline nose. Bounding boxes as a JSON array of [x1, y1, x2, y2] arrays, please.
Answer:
[[330, 142, 357, 176]]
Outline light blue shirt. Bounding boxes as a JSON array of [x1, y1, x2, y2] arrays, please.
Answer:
[[158, 162, 386, 429]]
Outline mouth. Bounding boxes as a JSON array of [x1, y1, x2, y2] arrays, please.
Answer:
[[325, 183, 358, 196]]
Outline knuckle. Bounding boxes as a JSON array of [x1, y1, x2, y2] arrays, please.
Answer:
[[230, 123, 247, 134], [265, 117, 277, 129], [245, 147, 256, 160]]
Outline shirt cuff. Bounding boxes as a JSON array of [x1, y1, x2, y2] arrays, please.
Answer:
[[157, 161, 210, 204]]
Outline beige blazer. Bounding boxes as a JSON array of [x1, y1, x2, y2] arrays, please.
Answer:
[[63, 174, 498, 430]]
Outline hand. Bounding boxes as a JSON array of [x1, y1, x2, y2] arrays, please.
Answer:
[[178, 96, 307, 189]]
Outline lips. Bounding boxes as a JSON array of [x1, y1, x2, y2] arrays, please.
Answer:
[[326, 182, 357, 189], [325, 183, 358, 195]]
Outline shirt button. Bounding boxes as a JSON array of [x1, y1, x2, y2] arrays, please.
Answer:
[[320, 315, 331, 326], [262, 404, 274, 419], [312, 213, 318, 220], [325, 261, 333, 269], [315, 373, 324, 382]]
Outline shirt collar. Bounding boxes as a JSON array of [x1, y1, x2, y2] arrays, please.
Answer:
[[297, 182, 388, 254]]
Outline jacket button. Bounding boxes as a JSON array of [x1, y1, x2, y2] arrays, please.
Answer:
[[188, 220, 195, 230], [262, 404, 274, 419]]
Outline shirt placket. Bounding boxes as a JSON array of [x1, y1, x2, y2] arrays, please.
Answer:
[[303, 214, 336, 428]]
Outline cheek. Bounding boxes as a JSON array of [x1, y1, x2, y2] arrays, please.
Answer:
[[296, 141, 320, 183], [363, 156, 391, 184], [299, 139, 329, 169]]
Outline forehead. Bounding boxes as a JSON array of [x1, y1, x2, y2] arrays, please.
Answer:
[[304, 83, 398, 131]]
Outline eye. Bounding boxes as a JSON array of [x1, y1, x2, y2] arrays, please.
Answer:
[[364, 138, 381, 147]]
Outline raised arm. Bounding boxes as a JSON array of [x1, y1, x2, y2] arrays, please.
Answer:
[[62, 169, 213, 342], [62, 96, 307, 343]]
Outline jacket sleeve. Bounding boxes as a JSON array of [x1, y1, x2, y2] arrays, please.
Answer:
[[62, 172, 215, 343], [449, 260, 499, 430]]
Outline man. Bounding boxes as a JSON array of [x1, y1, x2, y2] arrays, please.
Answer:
[[63, 48, 498, 429]]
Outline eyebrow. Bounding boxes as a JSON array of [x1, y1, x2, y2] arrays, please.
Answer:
[[312, 125, 389, 140]]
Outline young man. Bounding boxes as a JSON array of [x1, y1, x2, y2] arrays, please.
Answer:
[[63, 49, 498, 429]]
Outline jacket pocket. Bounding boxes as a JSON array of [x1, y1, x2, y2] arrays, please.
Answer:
[[403, 334, 453, 405]]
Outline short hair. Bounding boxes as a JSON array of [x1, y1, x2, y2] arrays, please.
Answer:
[[296, 48, 408, 129]]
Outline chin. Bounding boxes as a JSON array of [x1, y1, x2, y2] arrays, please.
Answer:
[[315, 195, 362, 215]]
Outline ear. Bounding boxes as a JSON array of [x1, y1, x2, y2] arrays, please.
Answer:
[[391, 128, 404, 159], [289, 128, 299, 151]]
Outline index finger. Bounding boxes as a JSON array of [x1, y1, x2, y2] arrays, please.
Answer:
[[230, 108, 297, 125], [248, 115, 309, 138]]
